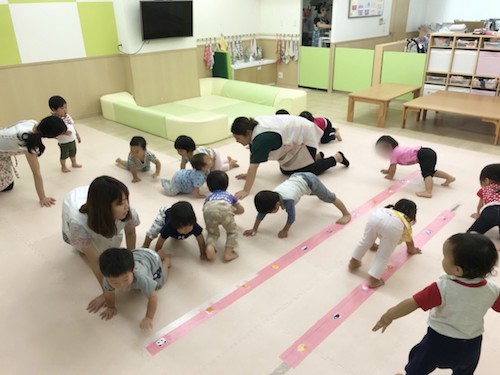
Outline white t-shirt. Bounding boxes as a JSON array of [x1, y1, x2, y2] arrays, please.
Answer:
[[0, 120, 38, 154], [62, 186, 140, 253], [56, 114, 76, 144], [274, 173, 312, 204]]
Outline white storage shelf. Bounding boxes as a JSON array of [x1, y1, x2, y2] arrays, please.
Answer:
[[423, 33, 500, 96]]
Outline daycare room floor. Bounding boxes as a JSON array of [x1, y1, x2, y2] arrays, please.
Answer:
[[1, 90, 499, 375]]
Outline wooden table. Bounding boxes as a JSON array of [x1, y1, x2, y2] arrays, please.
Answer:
[[402, 90, 500, 145], [347, 83, 421, 127]]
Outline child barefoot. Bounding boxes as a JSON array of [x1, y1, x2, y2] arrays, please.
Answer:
[[98, 247, 169, 331], [142, 201, 208, 260], [376, 135, 455, 198], [174, 135, 238, 171], [373, 233, 500, 375], [116, 136, 161, 183], [468, 163, 500, 235], [49, 95, 82, 173], [244, 172, 351, 239], [203, 171, 244, 262], [161, 153, 211, 198], [349, 199, 420, 288]]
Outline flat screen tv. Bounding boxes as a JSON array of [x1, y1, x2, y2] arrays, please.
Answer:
[[140, 1, 193, 40]]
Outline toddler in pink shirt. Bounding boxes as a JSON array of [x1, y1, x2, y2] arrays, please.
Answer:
[[376, 135, 455, 198]]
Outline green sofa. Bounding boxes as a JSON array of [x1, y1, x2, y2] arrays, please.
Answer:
[[100, 78, 307, 144]]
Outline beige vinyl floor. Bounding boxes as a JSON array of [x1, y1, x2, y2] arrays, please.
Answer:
[[1, 90, 500, 375]]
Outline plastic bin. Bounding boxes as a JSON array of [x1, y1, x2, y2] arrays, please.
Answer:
[[449, 75, 471, 86], [484, 41, 500, 50], [426, 75, 446, 84], [456, 39, 478, 48], [433, 37, 452, 47]]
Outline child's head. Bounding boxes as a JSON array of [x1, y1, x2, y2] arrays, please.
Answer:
[[443, 233, 498, 279], [170, 201, 197, 235], [479, 163, 500, 186], [387, 198, 417, 223], [276, 109, 290, 115], [48, 95, 67, 117], [80, 176, 130, 238], [174, 135, 196, 158], [299, 111, 314, 122], [129, 136, 147, 159], [375, 135, 399, 158], [191, 153, 212, 172], [206, 170, 229, 192], [254, 191, 281, 214], [99, 248, 135, 289]]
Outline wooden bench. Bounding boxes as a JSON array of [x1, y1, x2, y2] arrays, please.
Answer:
[[402, 90, 500, 145], [347, 83, 421, 127]]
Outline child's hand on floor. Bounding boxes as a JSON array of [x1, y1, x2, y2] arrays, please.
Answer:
[[372, 313, 393, 333], [132, 177, 141, 183], [87, 294, 106, 313], [380, 169, 389, 174], [140, 317, 153, 330], [407, 247, 422, 255], [100, 307, 117, 321], [152, 172, 159, 179], [243, 229, 256, 237]]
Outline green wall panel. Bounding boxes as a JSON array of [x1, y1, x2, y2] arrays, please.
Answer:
[[299, 46, 330, 90], [8, 0, 75, 3], [0, 5, 21, 66], [333, 48, 374, 92], [78, 2, 118, 57], [381, 51, 426, 99]]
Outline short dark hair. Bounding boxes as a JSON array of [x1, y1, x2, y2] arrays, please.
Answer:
[[79, 176, 130, 238], [387, 198, 417, 222], [447, 233, 498, 279], [207, 170, 228, 192], [479, 164, 500, 184], [99, 248, 135, 277], [299, 111, 314, 122], [276, 109, 290, 115], [48, 95, 66, 111], [254, 190, 280, 214], [174, 135, 196, 152], [231, 117, 259, 136], [169, 201, 196, 229], [190, 153, 207, 170], [130, 136, 147, 149], [376, 135, 399, 149]]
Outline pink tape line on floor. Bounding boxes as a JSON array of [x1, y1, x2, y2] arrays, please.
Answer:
[[279, 209, 456, 368], [146, 170, 421, 355]]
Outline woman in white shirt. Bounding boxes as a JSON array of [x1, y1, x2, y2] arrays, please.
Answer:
[[0, 116, 66, 206], [62, 175, 140, 312]]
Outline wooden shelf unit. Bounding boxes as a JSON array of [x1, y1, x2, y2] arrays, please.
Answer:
[[424, 33, 500, 96]]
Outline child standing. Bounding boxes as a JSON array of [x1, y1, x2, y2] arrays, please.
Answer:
[[376, 135, 455, 198], [161, 153, 211, 198], [300, 111, 342, 144], [469, 163, 500, 234], [203, 171, 244, 262], [373, 233, 500, 375], [142, 201, 208, 260], [49, 95, 81, 173], [99, 247, 170, 331], [349, 199, 421, 288], [116, 136, 161, 183], [174, 135, 238, 171], [243, 172, 351, 239]]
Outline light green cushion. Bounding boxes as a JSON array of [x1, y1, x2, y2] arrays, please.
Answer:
[[148, 102, 197, 116], [220, 80, 279, 106], [114, 102, 167, 138], [213, 102, 276, 120], [174, 95, 243, 111]]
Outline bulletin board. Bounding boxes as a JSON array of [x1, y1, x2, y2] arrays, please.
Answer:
[[348, 0, 384, 18]]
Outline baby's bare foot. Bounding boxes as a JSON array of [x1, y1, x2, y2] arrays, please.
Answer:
[[442, 176, 455, 186], [228, 157, 239, 169], [348, 258, 361, 271], [370, 243, 379, 252], [336, 214, 351, 225], [416, 191, 432, 198], [224, 248, 239, 262], [72, 163, 82, 168], [61, 167, 71, 173], [336, 129, 342, 142], [368, 277, 385, 288], [205, 244, 216, 261]]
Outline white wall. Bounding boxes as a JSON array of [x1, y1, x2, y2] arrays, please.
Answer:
[[425, 0, 500, 24], [259, 0, 301, 35], [406, 0, 428, 32], [114, 0, 261, 54], [332, 0, 393, 43]]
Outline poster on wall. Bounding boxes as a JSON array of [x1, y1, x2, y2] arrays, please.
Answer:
[[348, 0, 384, 18]]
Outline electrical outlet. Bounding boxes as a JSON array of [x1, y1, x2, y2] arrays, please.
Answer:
[[278, 72, 284, 79]]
